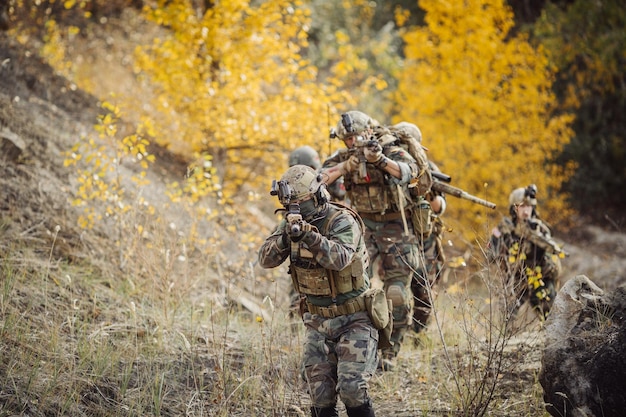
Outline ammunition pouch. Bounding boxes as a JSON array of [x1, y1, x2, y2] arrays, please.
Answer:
[[411, 198, 433, 238], [363, 288, 394, 350], [306, 295, 367, 318], [292, 262, 365, 297]]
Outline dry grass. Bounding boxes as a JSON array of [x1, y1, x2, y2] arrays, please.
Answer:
[[0, 218, 550, 416]]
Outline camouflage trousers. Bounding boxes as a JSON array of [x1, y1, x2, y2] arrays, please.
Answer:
[[412, 225, 445, 334], [301, 311, 378, 409], [363, 218, 417, 358], [506, 254, 561, 320]]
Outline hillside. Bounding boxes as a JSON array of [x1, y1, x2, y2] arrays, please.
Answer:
[[1, 18, 626, 417]]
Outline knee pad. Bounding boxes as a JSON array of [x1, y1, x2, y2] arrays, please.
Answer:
[[387, 283, 407, 309]]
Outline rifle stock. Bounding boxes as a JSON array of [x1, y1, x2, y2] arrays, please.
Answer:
[[431, 181, 496, 209]]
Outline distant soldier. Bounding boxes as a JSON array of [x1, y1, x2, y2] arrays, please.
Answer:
[[389, 122, 448, 336], [289, 145, 322, 170], [487, 185, 564, 320], [258, 165, 378, 417]]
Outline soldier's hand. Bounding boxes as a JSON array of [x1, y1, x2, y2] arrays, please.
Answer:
[[364, 142, 383, 163], [286, 213, 305, 241], [340, 155, 360, 175]]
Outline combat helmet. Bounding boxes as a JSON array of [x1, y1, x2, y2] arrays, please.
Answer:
[[288, 146, 321, 170], [333, 110, 376, 140], [275, 165, 328, 204], [508, 184, 538, 218]]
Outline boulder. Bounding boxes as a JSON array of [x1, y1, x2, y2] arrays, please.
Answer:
[[540, 275, 626, 417], [1, 126, 25, 162]]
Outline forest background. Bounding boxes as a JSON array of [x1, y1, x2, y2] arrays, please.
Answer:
[[0, 0, 625, 416], [7, 0, 626, 235]]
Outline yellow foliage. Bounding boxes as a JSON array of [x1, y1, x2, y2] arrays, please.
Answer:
[[134, 0, 348, 198], [63, 102, 156, 229], [394, 0, 574, 242]]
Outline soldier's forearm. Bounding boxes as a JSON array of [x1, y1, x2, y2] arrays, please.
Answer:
[[378, 157, 402, 178], [320, 167, 343, 186]]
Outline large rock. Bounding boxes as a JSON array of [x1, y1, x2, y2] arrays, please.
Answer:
[[0, 126, 25, 162], [540, 275, 626, 417]]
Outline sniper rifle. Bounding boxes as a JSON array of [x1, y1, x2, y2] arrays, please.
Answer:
[[430, 171, 497, 210]]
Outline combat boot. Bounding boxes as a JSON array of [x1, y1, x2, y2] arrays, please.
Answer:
[[346, 399, 376, 417], [310, 406, 338, 417]]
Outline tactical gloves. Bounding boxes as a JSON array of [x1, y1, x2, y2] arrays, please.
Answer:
[[364, 141, 383, 163], [339, 155, 360, 175], [286, 213, 314, 242], [365, 141, 389, 169]]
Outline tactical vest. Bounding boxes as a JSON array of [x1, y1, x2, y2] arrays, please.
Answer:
[[345, 145, 412, 215], [290, 204, 369, 299]]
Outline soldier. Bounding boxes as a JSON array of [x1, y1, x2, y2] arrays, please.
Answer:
[[286, 147, 347, 324], [487, 184, 563, 320], [411, 159, 447, 336], [289, 145, 322, 170], [321, 111, 432, 371], [389, 122, 448, 337], [258, 165, 378, 417]]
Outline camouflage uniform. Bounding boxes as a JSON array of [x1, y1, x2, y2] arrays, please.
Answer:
[[487, 186, 563, 319], [387, 125, 446, 336], [258, 165, 377, 417], [287, 147, 348, 322], [322, 112, 431, 364], [411, 200, 446, 333]]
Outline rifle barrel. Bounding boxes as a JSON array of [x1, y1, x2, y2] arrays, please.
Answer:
[[432, 182, 496, 209]]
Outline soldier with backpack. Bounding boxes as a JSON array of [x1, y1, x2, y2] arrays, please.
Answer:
[[320, 111, 433, 370], [258, 164, 378, 417]]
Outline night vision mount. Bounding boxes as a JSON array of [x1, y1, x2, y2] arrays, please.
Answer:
[[270, 179, 293, 206], [525, 184, 538, 199]]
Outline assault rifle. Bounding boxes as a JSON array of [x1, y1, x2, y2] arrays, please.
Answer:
[[430, 171, 497, 210], [520, 219, 569, 257], [330, 114, 377, 178], [270, 180, 302, 235]]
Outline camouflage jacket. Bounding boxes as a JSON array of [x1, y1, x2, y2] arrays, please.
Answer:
[[258, 204, 370, 307], [488, 216, 559, 265]]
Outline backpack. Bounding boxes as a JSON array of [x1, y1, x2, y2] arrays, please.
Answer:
[[373, 122, 433, 196]]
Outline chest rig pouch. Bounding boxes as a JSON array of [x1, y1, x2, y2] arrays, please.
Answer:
[[348, 166, 392, 214], [290, 205, 368, 297]]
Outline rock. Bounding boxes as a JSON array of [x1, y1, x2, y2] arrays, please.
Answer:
[[0, 127, 25, 162], [539, 275, 626, 417]]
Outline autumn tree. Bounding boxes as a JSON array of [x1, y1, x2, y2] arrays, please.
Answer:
[[393, 0, 574, 241], [304, 0, 408, 118], [134, 0, 348, 198]]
